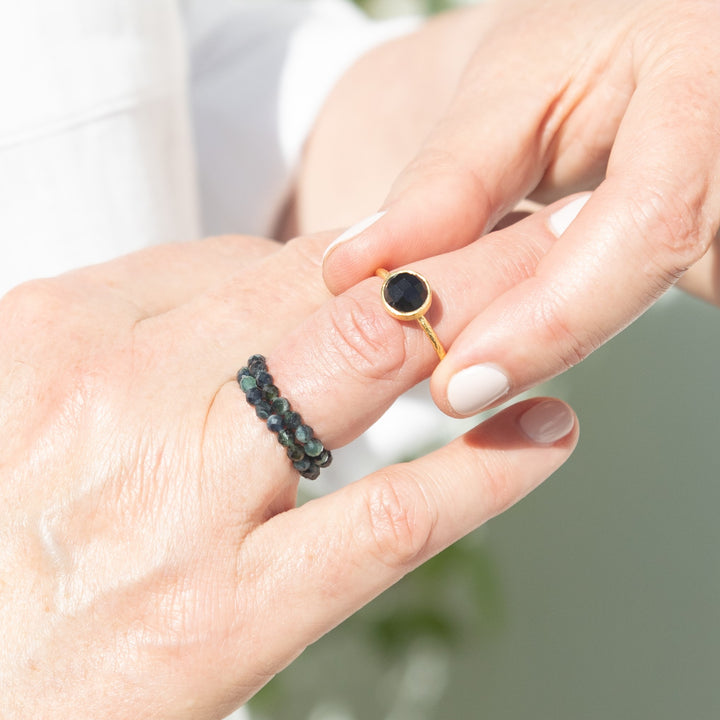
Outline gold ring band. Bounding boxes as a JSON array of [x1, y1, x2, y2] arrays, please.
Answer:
[[376, 268, 446, 360]]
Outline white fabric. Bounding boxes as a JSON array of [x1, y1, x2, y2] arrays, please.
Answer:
[[0, 0, 199, 293], [0, 0, 417, 295], [183, 0, 418, 236]]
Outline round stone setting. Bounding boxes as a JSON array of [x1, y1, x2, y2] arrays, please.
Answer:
[[381, 270, 431, 319]]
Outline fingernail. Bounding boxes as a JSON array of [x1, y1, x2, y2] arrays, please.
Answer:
[[447, 364, 510, 416], [548, 194, 591, 237], [322, 211, 387, 262], [519, 400, 574, 444]]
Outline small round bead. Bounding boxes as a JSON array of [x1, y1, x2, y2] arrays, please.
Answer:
[[255, 400, 272, 420], [277, 429, 294, 447], [286, 444, 305, 461], [303, 438, 323, 457], [302, 465, 321, 481], [266, 414, 284, 433], [255, 370, 273, 388], [263, 385, 279, 401], [295, 425, 314, 444], [313, 449, 332, 467], [239, 375, 257, 392], [292, 457, 313, 473], [236, 367, 250, 383], [245, 387, 263, 406], [271, 397, 290, 415], [284, 411, 301, 430], [248, 355, 267, 376]]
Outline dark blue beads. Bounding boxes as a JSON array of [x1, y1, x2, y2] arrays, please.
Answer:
[[236, 354, 332, 480], [245, 387, 263, 406], [295, 425, 314, 444], [255, 400, 272, 420], [284, 412, 301, 430], [271, 397, 290, 415]]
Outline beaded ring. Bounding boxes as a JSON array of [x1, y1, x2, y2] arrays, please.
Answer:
[[237, 355, 332, 480]]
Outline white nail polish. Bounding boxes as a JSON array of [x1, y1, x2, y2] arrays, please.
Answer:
[[322, 211, 387, 262], [519, 400, 574, 444], [548, 194, 591, 238], [447, 364, 510, 416]]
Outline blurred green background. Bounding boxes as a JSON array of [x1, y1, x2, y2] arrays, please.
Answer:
[[249, 2, 720, 718]]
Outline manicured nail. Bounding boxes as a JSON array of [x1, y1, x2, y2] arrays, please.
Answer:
[[447, 364, 510, 416], [548, 194, 591, 237], [322, 211, 387, 262], [519, 400, 574, 444]]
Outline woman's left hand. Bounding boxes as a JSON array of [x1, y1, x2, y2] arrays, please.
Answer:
[[0, 227, 576, 718]]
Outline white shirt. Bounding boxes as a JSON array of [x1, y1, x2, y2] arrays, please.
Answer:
[[0, 0, 416, 293]]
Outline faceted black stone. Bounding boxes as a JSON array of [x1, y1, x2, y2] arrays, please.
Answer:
[[271, 397, 290, 415], [313, 449, 332, 468], [255, 400, 272, 420], [247, 354, 267, 377], [293, 457, 313, 473], [295, 425, 314, 444], [245, 387, 263, 406], [383, 272, 428, 314], [266, 414, 284, 433], [277, 429, 294, 447], [284, 411, 302, 430], [286, 444, 305, 461], [301, 465, 321, 481], [255, 370, 273, 388]]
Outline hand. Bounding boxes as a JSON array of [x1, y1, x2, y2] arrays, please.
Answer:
[[0, 230, 576, 718], [322, 0, 720, 416]]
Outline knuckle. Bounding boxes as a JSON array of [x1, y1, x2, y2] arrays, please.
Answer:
[[325, 293, 407, 381], [475, 447, 520, 518], [0, 278, 71, 327], [533, 289, 598, 371], [354, 473, 437, 570], [630, 183, 710, 276]]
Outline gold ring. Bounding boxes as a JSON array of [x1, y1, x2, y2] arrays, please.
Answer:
[[376, 268, 446, 360]]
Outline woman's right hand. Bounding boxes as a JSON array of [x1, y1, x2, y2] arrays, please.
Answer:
[[0, 223, 576, 718]]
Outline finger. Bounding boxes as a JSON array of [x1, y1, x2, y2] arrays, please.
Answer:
[[196, 204, 561, 472], [433, 63, 720, 417], [319, 0, 625, 295], [237, 397, 577, 678]]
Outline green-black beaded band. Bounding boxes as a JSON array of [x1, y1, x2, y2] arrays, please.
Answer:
[[237, 354, 332, 480]]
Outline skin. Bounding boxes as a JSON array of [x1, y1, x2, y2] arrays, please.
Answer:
[[318, 0, 720, 414], [0, 228, 576, 718]]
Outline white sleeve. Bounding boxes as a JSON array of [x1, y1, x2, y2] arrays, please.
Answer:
[[182, 0, 420, 237]]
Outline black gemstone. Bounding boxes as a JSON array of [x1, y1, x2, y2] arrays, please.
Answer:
[[383, 272, 428, 314], [245, 387, 263, 406], [267, 414, 284, 433], [255, 400, 272, 419], [302, 465, 321, 481], [247, 354, 267, 377], [313, 449, 332, 468], [293, 457, 313, 473], [284, 411, 301, 430], [287, 444, 305, 461]]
